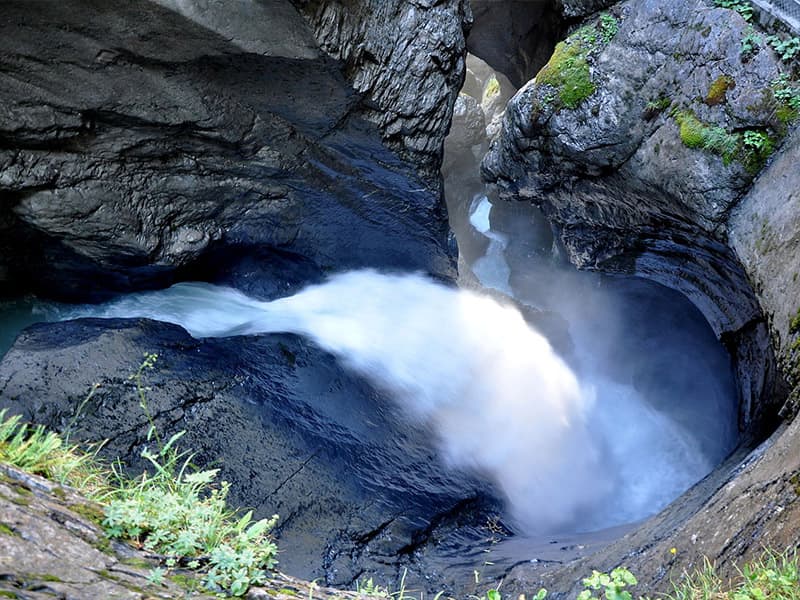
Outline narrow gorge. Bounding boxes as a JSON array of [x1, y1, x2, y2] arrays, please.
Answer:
[[0, 1, 799, 599]]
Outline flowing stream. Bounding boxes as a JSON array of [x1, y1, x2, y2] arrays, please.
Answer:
[[23, 249, 737, 534]]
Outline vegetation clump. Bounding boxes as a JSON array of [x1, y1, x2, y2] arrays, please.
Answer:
[[673, 110, 739, 163], [771, 74, 800, 124], [535, 13, 619, 110], [713, 0, 754, 21], [740, 27, 763, 60], [767, 34, 800, 62], [672, 109, 776, 172]]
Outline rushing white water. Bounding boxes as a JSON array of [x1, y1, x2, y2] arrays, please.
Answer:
[[62, 271, 614, 532], [56, 262, 728, 533], [469, 195, 512, 294]]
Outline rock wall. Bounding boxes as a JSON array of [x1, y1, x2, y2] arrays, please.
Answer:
[[291, 0, 472, 174], [481, 0, 800, 595], [0, 0, 470, 300], [482, 0, 794, 432]]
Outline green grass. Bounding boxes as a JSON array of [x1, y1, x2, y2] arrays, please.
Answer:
[[655, 551, 799, 600], [0, 355, 280, 598]]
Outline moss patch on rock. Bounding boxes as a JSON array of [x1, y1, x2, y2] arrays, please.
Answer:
[[673, 110, 775, 171], [535, 13, 619, 110], [705, 75, 735, 105], [673, 110, 739, 163], [537, 37, 596, 109]]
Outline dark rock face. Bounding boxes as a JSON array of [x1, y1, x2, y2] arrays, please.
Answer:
[[0, 0, 469, 301], [0, 318, 501, 593], [467, 0, 563, 87], [482, 0, 791, 432], [292, 0, 472, 170]]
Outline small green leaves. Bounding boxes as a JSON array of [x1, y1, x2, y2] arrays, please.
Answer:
[[579, 568, 637, 600]]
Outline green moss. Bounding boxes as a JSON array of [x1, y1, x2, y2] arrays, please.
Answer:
[[484, 76, 500, 100], [535, 13, 620, 111], [169, 572, 200, 591], [277, 588, 299, 596], [0, 522, 17, 536], [0, 591, 16, 598], [120, 557, 156, 570], [706, 75, 734, 105], [537, 39, 596, 109], [68, 500, 105, 525], [673, 110, 739, 164], [790, 472, 800, 496]]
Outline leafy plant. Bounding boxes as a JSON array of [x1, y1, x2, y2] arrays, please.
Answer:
[[742, 130, 773, 154], [713, 0, 754, 21], [767, 35, 800, 61], [771, 74, 800, 123], [102, 354, 280, 596], [578, 567, 637, 600], [599, 13, 619, 43], [740, 28, 762, 59]]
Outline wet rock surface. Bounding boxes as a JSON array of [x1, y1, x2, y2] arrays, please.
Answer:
[[0, 0, 467, 301], [0, 318, 502, 594]]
